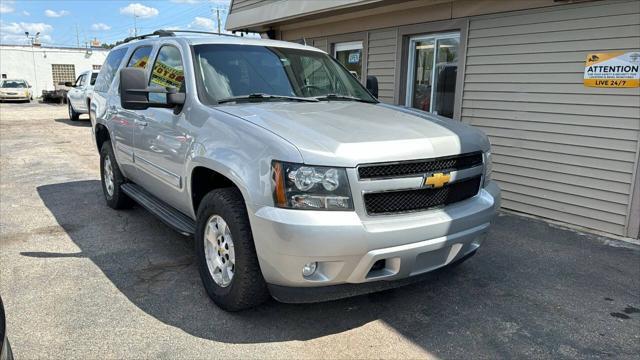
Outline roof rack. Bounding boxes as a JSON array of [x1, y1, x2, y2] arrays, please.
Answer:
[[123, 29, 241, 43], [123, 30, 174, 43], [166, 30, 242, 38]]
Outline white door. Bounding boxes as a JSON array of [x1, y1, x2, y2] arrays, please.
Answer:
[[68, 74, 86, 110]]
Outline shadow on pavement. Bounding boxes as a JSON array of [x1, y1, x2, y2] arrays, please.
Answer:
[[54, 118, 90, 127], [34, 180, 640, 357]]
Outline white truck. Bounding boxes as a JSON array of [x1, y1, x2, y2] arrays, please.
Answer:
[[67, 70, 99, 120]]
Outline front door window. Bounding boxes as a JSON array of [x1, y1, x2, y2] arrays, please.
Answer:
[[406, 33, 459, 118], [148, 45, 185, 104], [333, 41, 363, 80]]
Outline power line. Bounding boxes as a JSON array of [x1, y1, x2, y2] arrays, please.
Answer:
[[98, 4, 211, 44], [34, 3, 221, 47]]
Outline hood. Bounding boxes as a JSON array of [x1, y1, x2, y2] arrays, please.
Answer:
[[217, 102, 489, 167]]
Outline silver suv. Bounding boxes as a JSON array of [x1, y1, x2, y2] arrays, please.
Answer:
[[90, 30, 500, 311]]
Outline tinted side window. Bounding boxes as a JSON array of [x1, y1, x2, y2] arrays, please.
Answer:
[[94, 47, 127, 93], [149, 45, 184, 103], [90, 72, 98, 85], [127, 46, 153, 69]]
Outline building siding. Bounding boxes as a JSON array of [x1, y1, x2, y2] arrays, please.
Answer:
[[229, 0, 268, 14], [367, 28, 397, 103], [311, 37, 328, 53], [460, 0, 640, 236]]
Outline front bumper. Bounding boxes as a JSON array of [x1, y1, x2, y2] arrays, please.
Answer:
[[0, 94, 29, 101], [249, 180, 500, 295]]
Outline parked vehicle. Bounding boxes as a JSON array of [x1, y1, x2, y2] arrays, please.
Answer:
[[41, 82, 71, 104], [0, 296, 13, 360], [0, 79, 32, 102], [66, 70, 99, 120], [91, 30, 500, 311]]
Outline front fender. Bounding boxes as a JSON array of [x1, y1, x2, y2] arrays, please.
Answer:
[[183, 107, 304, 218]]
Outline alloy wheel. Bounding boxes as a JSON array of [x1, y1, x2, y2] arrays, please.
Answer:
[[103, 154, 115, 197], [204, 215, 235, 287]]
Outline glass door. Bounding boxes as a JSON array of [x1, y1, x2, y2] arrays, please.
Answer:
[[333, 41, 363, 80], [406, 33, 459, 118]]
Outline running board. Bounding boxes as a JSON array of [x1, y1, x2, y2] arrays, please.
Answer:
[[121, 183, 195, 236]]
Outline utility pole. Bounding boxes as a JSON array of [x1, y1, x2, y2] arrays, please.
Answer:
[[25, 32, 39, 98], [75, 24, 80, 48], [216, 7, 221, 34], [212, 6, 222, 34], [133, 8, 138, 37]]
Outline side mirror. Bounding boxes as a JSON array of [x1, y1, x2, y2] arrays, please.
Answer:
[[64, 82, 74, 87], [120, 67, 150, 110], [366, 75, 379, 98], [167, 91, 185, 106], [120, 67, 185, 110]]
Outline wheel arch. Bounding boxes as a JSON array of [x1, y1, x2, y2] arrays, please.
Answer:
[[94, 123, 110, 152], [188, 163, 250, 216]]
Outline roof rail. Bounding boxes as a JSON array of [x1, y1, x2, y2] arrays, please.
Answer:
[[123, 30, 175, 43], [123, 29, 242, 43], [163, 30, 241, 38]]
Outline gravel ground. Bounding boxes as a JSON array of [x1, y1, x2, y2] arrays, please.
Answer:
[[1, 102, 639, 359]]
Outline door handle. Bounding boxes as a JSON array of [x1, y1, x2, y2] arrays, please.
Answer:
[[134, 119, 148, 127]]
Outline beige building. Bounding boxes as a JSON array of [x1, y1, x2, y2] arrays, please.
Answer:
[[227, 0, 640, 239]]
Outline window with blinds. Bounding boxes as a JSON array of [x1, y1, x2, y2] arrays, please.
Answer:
[[51, 64, 76, 85]]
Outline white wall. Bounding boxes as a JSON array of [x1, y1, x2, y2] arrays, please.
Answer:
[[0, 45, 109, 98]]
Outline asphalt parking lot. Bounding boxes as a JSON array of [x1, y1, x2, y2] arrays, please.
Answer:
[[0, 102, 639, 359]]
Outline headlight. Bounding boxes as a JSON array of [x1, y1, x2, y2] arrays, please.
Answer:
[[483, 151, 492, 185], [272, 161, 353, 210]]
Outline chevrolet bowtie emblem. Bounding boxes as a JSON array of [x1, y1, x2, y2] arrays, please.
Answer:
[[425, 172, 451, 188]]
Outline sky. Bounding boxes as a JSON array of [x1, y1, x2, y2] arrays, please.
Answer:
[[0, 0, 241, 47]]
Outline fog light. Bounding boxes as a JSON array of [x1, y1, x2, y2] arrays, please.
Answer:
[[302, 262, 317, 277]]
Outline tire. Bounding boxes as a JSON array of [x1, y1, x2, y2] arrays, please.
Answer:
[[68, 101, 80, 121], [195, 188, 269, 311], [100, 140, 134, 209]]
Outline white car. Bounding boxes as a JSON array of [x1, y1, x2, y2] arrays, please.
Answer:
[[67, 70, 99, 120], [0, 79, 33, 102]]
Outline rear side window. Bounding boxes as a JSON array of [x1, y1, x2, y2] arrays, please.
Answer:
[[127, 46, 153, 69], [94, 47, 127, 93], [90, 72, 98, 85]]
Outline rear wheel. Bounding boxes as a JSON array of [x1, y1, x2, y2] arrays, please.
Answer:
[[195, 188, 269, 311], [100, 141, 133, 209], [68, 101, 80, 121]]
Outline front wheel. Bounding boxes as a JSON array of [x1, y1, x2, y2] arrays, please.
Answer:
[[195, 188, 269, 311], [68, 101, 80, 121]]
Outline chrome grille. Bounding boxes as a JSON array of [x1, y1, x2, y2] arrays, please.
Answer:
[[358, 152, 482, 180], [363, 176, 481, 215]]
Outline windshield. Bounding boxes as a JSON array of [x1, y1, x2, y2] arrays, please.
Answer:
[[193, 44, 376, 104], [1, 80, 26, 88]]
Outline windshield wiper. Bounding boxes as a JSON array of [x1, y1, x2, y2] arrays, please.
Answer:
[[313, 94, 377, 103], [217, 93, 319, 104]]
